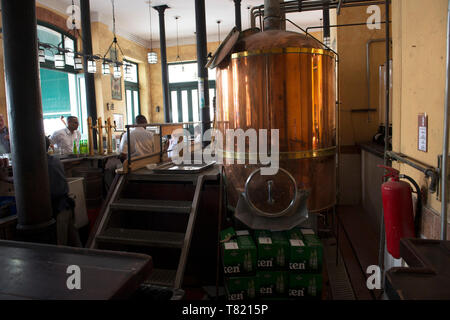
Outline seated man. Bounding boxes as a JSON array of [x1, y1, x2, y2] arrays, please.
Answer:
[[0, 114, 11, 154], [45, 136, 81, 247], [119, 115, 155, 159], [50, 116, 81, 154]]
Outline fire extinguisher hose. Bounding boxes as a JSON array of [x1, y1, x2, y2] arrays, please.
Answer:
[[399, 174, 422, 237]]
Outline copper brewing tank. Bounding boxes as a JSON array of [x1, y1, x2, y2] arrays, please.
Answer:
[[214, 28, 337, 213]]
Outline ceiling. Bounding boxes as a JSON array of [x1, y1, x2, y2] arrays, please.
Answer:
[[37, 0, 323, 48]]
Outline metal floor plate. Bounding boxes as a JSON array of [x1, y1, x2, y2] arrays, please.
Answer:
[[323, 238, 356, 300]]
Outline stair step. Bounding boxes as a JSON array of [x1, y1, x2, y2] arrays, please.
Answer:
[[128, 172, 197, 183], [144, 268, 177, 287], [110, 199, 192, 213], [97, 228, 185, 248]]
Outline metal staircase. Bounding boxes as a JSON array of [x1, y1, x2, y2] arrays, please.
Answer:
[[89, 170, 206, 290]]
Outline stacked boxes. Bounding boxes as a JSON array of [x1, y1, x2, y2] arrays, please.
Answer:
[[221, 228, 257, 300], [221, 227, 323, 300], [286, 228, 323, 299]]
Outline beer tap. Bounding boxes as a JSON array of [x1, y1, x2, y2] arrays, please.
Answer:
[[87, 116, 105, 156], [105, 117, 117, 154], [96, 117, 105, 156], [87, 117, 95, 156]]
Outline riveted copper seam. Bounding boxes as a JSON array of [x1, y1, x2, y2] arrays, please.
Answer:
[[221, 146, 336, 161], [231, 47, 336, 59]]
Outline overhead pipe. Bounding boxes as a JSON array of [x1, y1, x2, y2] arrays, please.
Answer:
[[1, 0, 55, 243], [366, 38, 391, 122], [441, 0, 450, 241], [251, 0, 385, 27], [154, 5, 170, 123]]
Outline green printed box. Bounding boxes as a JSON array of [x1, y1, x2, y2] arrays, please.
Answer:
[[254, 230, 289, 269], [288, 273, 322, 299], [301, 229, 324, 273], [225, 276, 256, 301], [286, 228, 308, 272], [220, 228, 257, 275], [256, 271, 287, 298], [287, 228, 323, 273]]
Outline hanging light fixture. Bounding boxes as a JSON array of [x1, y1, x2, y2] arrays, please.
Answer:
[[217, 20, 222, 44], [38, 47, 46, 63], [102, 62, 111, 75], [124, 61, 133, 81], [174, 16, 184, 72], [113, 64, 122, 79], [54, 52, 65, 68], [74, 55, 83, 70], [147, 0, 158, 64], [102, 0, 126, 77], [87, 58, 97, 73]]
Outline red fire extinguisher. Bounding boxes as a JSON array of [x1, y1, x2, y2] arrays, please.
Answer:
[[379, 166, 419, 259]]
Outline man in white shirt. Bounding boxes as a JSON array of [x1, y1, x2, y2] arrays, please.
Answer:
[[119, 115, 155, 159], [50, 116, 81, 154]]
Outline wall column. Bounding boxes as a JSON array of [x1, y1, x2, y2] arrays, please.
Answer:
[[1, 0, 55, 243]]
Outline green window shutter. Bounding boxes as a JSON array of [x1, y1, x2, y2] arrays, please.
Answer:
[[40, 68, 71, 116]]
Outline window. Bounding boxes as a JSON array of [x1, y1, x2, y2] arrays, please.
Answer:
[[168, 61, 216, 132], [37, 23, 86, 137], [124, 60, 140, 125], [37, 23, 76, 71]]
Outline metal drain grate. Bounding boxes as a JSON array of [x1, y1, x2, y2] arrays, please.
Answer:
[[323, 238, 356, 300]]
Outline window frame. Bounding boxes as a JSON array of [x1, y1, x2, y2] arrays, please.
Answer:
[[124, 60, 141, 124], [37, 21, 78, 74]]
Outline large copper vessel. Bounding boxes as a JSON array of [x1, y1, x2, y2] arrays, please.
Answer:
[[214, 27, 337, 213]]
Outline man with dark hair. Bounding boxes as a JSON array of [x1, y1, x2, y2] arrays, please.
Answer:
[[50, 116, 81, 154], [45, 136, 81, 247], [119, 115, 155, 158]]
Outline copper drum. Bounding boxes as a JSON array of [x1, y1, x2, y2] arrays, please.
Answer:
[[215, 30, 336, 213]]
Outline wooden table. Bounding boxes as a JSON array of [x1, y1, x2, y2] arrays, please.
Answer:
[[0, 240, 152, 300], [385, 238, 450, 300]]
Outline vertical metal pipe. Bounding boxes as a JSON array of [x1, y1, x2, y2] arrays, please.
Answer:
[[264, 0, 281, 30], [441, 0, 450, 241], [379, 0, 390, 274], [154, 5, 170, 123], [195, 0, 211, 140], [234, 0, 242, 31], [1, 0, 55, 243], [80, 0, 98, 149], [323, 2, 331, 44]]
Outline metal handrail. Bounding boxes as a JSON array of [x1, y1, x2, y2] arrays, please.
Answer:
[[387, 151, 439, 194]]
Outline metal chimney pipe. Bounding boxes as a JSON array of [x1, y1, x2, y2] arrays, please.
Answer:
[[234, 0, 242, 31], [264, 0, 281, 30]]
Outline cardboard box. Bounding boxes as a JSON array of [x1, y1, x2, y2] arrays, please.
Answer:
[[225, 276, 256, 300], [254, 230, 289, 270], [272, 231, 290, 269], [301, 229, 323, 273], [286, 228, 323, 273], [288, 273, 322, 299], [220, 228, 257, 275], [256, 271, 287, 298]]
